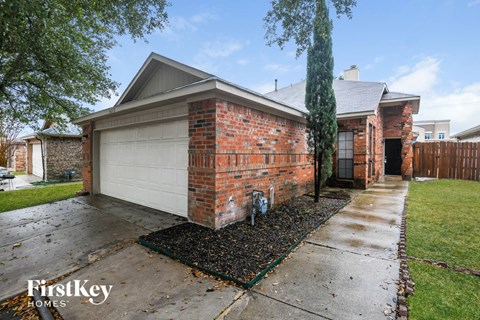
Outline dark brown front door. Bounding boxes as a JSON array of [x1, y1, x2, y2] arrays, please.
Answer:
[[385, 139, 402, 175]]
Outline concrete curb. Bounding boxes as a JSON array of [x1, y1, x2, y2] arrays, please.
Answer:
[[396, 198, 414, 320]]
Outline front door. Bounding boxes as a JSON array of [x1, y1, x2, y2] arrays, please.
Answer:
[[384, 139, 402, 175]]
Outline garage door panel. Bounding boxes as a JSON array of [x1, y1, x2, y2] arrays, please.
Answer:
[[100, 119, 188, 217], [32, 144, 44, 178], [176, 169, 188, 188], [176, 141, 188, 166]]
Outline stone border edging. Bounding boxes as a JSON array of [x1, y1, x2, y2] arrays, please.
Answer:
[[406, 256, 480, 277], [397, 198, 414, 320]]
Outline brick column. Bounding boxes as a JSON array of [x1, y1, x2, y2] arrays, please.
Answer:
[[188, 99, 217, 228], [81, 123, 93, 193], [401, 103, 413, 181]]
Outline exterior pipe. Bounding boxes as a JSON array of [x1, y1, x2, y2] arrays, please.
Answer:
[[251, 190, 264, 226], [269, 187, 274, 208], [32, 289, 56, 320]]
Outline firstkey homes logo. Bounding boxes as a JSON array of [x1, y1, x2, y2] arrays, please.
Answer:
[[27, 279, 113, 307]]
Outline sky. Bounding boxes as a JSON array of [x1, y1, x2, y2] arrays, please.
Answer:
[[94, 0, 480, 135]]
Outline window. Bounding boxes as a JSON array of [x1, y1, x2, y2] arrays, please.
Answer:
[[425, 132, 432, 140], [438, 132, 445, 140], [338, 132, 354, 179]]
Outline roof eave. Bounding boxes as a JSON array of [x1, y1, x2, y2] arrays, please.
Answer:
[[380, 96, 420, 114], [74, 79, 306, 125], [337, 110, 376, 119], [451, 124, 480, 138]]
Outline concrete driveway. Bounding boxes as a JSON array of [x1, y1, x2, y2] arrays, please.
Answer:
[[0, 195, 185, 301], [1, 177, 407, 320]]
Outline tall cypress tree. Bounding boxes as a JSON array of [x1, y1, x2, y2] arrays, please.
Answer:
[[305, 0, 337, 203]]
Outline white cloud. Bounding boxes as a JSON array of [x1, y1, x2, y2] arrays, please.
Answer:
[[190, 12, 217, 24], [264, 64, 291, 73], [392, 57, 480, 133], [416, 84, 480, 134], [389, 56, 440, 94], [160, 12, 217, 40], [364, 56, 385, 71], [237, 59, 249, 66], [201, 40, 243, 58]]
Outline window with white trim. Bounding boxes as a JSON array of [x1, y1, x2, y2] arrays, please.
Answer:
[[425, 132, 432, 140], [438, 132, 445, 140], [338, 132, 354, 179]]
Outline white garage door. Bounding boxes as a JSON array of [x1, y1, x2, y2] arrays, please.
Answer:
[[99, 119, 188, 217], [32, 144, 44, 178]]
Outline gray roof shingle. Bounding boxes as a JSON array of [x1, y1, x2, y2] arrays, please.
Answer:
[[265, 80, 387, 116]]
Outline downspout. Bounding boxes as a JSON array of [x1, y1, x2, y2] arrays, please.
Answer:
[[35, 136, 46, 181]]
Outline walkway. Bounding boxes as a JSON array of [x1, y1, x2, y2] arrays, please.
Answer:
[[222, 177, 408, 320]]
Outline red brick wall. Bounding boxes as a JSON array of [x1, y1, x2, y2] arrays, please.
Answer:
[[401, 103, 414, 180], [382, 105, 404, 138], [332, 118, 369, 188], [188, 98, 313, 229], [188, 100, 217, 227], [381, 103, 414, 180]]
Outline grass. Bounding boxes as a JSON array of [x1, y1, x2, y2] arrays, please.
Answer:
[[31, 179, 81, 186], [10, 171, 26, 175], [0, 182, 82, 213], [406, 179, 480, 320], [407, 179, 480, 270], [408, 261, 480, 320]]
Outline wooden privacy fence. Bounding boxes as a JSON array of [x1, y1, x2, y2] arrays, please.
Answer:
[[413, 141, 480, 181]]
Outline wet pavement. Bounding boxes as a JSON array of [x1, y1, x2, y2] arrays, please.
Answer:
[[0, 195, 184, 301], [223, 177, 407, 320], [53, 244, 242, 320], [0, 174, 41, 191], [1, 177, 407, 319]]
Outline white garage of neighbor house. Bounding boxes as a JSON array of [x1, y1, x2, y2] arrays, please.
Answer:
[[23, 122, 83, 181]]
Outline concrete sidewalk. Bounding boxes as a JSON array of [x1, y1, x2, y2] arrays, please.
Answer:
[[2, 177, 407, 319], [222, 177, 407, 320]]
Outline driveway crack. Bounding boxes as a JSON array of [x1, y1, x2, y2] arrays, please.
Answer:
[[253, 291, 334, 320], [303, 240, 398, 262]]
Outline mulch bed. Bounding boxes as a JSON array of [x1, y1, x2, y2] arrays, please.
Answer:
[[140, 195, 349, 287]]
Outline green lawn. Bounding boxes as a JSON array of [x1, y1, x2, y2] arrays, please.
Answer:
[[0, 182, 82, 213], [408, 261, 480, 320], [407, 179, 480, 270], [407, 179, 480, 320]]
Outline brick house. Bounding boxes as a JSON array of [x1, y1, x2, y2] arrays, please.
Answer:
[[23, 122, 83, 181], [75, 53, 420, 229], [6, 139, 26, 172], [266, 79, 420, 189]]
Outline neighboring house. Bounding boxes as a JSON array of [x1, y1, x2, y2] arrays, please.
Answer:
[[451, 124, 480, 142], [74, 53, 420, 229], [413, 120, 451, 141], [6, 139, 26, 172], [23, 122, 82, 181]]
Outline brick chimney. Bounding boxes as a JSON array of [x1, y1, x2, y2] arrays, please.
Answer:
[[343, 65, 360, 81]]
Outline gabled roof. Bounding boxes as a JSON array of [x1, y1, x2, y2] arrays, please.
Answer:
[[22, 123, 82, 140], [265, 79, 420, 117], [75, 53, 307, 125], [75, 52, 421, 125], [116, 52, 213, 105], [451, 124, 480, 139]]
